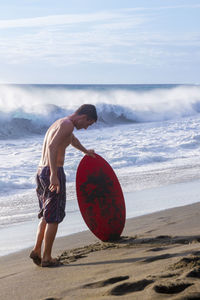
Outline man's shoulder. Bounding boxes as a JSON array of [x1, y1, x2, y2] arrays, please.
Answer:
[[60, 118, 74, 131]]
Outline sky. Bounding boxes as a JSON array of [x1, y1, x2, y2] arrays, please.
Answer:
[[0, 0, 199, 84]]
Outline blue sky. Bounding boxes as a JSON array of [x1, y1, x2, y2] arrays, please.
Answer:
[[0, 0, 199, 84]]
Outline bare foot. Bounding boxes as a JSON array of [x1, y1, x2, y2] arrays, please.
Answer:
[[29, 250, 42, 266], [41, 258, 62, 267]]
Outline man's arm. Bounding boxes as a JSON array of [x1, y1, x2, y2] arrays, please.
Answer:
[[71, 134, 95, 157]]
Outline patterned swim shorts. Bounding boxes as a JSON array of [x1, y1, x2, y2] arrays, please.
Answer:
[[36, 166, 66, 224]]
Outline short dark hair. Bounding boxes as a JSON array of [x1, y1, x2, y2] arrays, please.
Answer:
[[75, 104, 97, 122]]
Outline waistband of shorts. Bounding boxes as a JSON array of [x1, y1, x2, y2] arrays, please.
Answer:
[[37, 166, 64, 175]]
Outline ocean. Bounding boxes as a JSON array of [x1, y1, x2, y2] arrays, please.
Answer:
[[1, 83, 200, 256]]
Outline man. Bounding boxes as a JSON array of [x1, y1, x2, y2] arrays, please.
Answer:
[[30, 104, 97, 267]]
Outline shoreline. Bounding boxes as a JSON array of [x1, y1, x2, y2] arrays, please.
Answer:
[[1, 178, 200, 257], [1, 200, 200, 260], [2, 198, 200, 258], [1, 201, 200, 299]]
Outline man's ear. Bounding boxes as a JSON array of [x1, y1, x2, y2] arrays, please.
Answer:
[[81, 114, 88, 121]]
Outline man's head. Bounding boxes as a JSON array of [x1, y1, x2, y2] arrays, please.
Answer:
[[74, 104, 97, 130], [75, 104, 97, 122]]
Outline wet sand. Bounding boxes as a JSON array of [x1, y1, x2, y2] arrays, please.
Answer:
[[1, 201, 200, 299]]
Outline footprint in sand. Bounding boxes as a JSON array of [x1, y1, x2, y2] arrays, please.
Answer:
[[143, 253, 172, 263], [186, 267, 200, 278], [171, 256, 200, 270], [153, 281, 193, 294], [83, 276, 154, 296], [147, 247, 166, 252], [108, 279, 154, 296], [158, 272, 180, 278], [83, 276, 129, 288], [42, 298, 61, 300]]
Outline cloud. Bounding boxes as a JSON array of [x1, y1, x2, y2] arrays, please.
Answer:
[[0, 9, 148, 65], [0, 10, 143, 30], [0, 5, 199, 68], [3, 3, 199, 30], [123, 4, 200, 12], [0, 13, 104, 29], [1, 28, 198, 68]]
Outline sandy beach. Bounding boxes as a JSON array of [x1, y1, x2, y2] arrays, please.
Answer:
[[1, 201, 200, 300]]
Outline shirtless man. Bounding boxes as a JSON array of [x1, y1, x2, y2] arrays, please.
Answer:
[[30, 104, 97, 267]]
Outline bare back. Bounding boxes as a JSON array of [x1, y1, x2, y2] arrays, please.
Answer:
[[39, 117, 74, 167]]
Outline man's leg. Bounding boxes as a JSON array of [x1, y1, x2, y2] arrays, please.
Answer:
[[30, 218, 46, 265], [32, 218, 46, 257], [42, 222, 58, 262]]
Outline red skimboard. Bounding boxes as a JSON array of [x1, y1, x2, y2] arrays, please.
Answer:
[[76, 154, 126, 242]]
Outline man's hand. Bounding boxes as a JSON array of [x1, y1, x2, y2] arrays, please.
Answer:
[[86, 149, 96, 158], [49, 173, 60, 194]]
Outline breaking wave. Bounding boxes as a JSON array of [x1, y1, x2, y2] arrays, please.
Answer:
[[0, 84, 200, 139]]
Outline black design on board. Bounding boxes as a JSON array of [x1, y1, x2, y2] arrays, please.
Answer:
[[79, 169, 125, 238]]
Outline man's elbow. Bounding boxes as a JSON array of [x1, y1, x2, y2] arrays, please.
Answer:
[[71, 138, 78, 147]]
